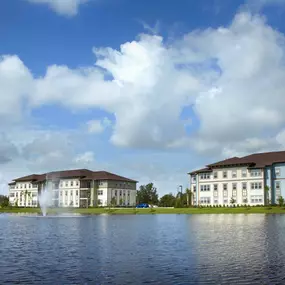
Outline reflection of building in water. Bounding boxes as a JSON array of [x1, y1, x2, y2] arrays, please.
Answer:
[[189, 151, 285, 206], [8, 169, 137, 208], [185, 214, 269, 284]]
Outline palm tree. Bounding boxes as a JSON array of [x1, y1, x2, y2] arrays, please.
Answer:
[[185, 188, 193, 207]]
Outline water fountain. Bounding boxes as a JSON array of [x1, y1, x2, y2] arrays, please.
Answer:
[[38, 188, 53, 216]]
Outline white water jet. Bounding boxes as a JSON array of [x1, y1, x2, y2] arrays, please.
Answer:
[[38, 188, 53, 216]]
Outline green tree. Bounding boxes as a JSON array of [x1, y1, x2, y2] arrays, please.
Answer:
[[111, 197, 117, 207], [119, 198, 124, 206], [136, 183, 159, 205], [185, 188, 193, 207], [159, 193, 176, 207], [230, 197, 236, 206], [175, 192, 188, 208], [0, 195, 9, 208], [264, 185, 270, 205], [277, 196, 284, 207]]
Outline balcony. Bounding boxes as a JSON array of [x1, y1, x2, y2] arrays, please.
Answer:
[[80, 181, 91, 189]]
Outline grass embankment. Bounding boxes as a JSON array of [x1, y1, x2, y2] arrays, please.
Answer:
[[1, 206, 285, 214]]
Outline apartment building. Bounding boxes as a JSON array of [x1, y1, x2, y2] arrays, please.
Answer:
[[8, 169, 138, 208], [189, 151, 285, 206]]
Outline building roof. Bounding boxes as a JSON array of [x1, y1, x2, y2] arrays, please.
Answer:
[[11, 169, 137, 183], [189, 150, 285, 174]]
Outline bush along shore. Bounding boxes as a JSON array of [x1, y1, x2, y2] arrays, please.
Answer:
[[2, 205, 285, 215]]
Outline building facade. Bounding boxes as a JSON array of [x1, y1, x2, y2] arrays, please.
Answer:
[[189, 151, 285, 206], [8, 169, 137, 208]]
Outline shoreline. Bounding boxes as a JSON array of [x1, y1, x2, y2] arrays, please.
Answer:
[[1, 206, 285, 215]]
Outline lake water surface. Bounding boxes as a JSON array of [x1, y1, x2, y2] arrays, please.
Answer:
[[1, 214, 285, 284]]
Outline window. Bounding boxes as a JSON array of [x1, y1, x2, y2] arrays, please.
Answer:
[[214, 184, 218, 191], [232, 183, 237, 190], [232, 171, 237, 178], [98, 190, 103, 195], [243, 198, 248, 203], [242, 182, 247, 190], [99, 181, 104, 185], [242, 169, 247, 177], [120, 190, 122, 196], [70, 190, 73, 196], [223, 171, 227, 178], [251, 195, 263, 203], [250, 169, 261, 177], [213, 172, 218, 179], [214, 200, 218, 204], [60, 191, 63, 196], [20, 184, 22, 189], [223, 199, 228, 204], [76, 181, 79, 186], [10, 193, 15, 197], [115, 190, 117, 195], [29, 184, 31, 189], [65, 191, 68, 196], [193, 186, 196, 192], [242, 189, 247, 197], [192, 175, 196, 181], [200, 185, 210, 191], [223, 184, 228, 191], [232, 190, 237, 197], [60, 183, 63, 187], [276, 181, 281, 198], [76, 190, 78, 196], [275, 168, 281, 177], [128, 191, 130, 196], [214, 191, 218, 197], [200, 173, 210, 180], [223, 190, 228, 197], [251, 182, 262, 190], [65, 182, 68, 187], [71, 181, 73, 186], [200, 197, 211, 204]]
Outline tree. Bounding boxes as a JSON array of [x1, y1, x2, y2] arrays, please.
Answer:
[[277, 196, 284, 207], [119, 198, 124, 206], [185, 188, 193, 207], [230, 197, 236, 206], [175, 192, 188, 208], [265, 185, 270, 205], [0, 195, 9, 208], [136, 183, 159, 205], [111, 197, 117, 207], [159, 193, 176, 207]]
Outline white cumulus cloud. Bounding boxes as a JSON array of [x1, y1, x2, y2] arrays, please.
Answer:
[[27, 0, 90, 16]]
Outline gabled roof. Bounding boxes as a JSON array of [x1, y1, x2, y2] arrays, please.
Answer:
[[10, 169, 137, 183], [189, 150, 285, 175], [188, 167, 212, 175]]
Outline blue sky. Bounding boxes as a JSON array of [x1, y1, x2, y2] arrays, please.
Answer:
[[0, 0, 285, 195]]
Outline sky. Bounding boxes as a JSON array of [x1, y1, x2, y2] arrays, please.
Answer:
[[1, 0, 285, 196]]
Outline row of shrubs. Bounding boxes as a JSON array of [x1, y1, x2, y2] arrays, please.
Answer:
[[192, 204, 279, 208]]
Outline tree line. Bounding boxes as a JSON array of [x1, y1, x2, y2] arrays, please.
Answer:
[[136, 183, 193, 207]]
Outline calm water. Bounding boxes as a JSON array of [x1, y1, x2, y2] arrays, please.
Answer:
[[1, 214, 285, 284]]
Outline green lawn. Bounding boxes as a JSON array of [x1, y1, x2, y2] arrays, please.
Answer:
[[1, 206, 285, 214]]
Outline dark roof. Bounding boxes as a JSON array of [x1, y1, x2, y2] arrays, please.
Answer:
[[207, 157, 245, 167], [188, 167, 211, 175], [11, 169, 137, 183], [189, 150, 285, 175]]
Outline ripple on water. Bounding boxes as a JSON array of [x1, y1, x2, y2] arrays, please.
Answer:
[[0, 214, 285, 284]]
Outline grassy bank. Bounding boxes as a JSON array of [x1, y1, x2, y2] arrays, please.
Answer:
[[1, 206, 285, 214]]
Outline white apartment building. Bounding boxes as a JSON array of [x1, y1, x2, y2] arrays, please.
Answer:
[[8, 169, 138, 208], [189, 151, 285, 206]]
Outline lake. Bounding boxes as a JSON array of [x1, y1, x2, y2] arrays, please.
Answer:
[[1, 214, 285, 284]]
